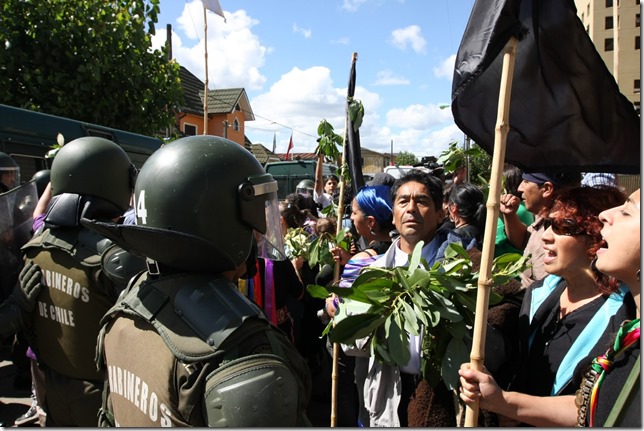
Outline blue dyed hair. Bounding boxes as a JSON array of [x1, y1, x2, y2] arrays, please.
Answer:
[[356, 185, 393, 230]]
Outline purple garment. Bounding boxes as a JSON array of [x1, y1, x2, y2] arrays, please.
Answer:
[[339, 254, 380, 288], [32, 213, 46, 233]]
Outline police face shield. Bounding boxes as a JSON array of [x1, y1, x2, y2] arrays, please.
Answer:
[[296, 186, 314, 198], [239, 175, 286, 261]]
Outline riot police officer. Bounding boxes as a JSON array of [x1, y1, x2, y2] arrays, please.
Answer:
[[15, 136, 143, 426], [84, 135, 312, 427], [0, 151, 20, 192]]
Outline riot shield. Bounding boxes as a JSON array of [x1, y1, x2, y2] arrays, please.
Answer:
[[0, 180, 38, 300]]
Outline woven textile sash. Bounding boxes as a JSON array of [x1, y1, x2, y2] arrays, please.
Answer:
[[264, 259, 278, 325]]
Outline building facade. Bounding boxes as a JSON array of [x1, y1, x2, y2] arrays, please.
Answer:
[[575, 0, 641, 113]]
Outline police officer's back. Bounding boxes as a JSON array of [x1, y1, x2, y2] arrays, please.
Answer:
[[85, 136, 312, 427], [19, 137, 139, 426]]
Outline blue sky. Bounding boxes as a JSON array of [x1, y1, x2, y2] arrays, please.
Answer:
[[152, 0, 476, 158]]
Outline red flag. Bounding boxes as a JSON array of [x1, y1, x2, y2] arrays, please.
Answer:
[[286, 134, 294, 160]]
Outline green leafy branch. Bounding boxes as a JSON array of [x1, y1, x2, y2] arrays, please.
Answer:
[[437, 140, 482, 174], [348, 97, 364, 131], [316, 119, 342, 161], [306, 241, 528, 390], [285, 226, 352, 270]]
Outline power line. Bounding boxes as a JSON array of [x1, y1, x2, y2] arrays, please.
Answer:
[[205, 94, 319, 141]]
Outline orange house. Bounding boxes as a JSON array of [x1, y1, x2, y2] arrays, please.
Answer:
[[176, 66, 254, 147]]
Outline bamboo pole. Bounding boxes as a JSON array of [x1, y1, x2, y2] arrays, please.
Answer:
[[464, 36, 518, 427], [329, 51, 358, 428], [203, 5, 209, 135]]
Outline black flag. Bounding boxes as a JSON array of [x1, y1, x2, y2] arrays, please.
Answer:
[[452, 0, 640, 174], [346, 53, 365, 197]]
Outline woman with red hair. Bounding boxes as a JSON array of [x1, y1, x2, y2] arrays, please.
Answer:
[[464, 185, 633, 426]]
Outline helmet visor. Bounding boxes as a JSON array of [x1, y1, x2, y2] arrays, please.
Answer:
[[257, 186, 286, 261]]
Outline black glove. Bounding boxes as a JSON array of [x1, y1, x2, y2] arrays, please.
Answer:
[[13, 260, 43, 312]]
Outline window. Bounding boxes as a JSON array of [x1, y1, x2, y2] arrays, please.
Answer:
[[233, 118, 240, 132], [184, 123, 197, 136], [586, 24, 590, 33], [636, 35, 641, 49], [605, 37, 614, 51], [635, 79, 641, 93], [606, 16, 614, 29], [637, 13, 641, 27], [637, 0, 641, 5], [606, 0, 613, 7]]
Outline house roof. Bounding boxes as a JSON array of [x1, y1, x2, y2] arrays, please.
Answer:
[[275, 149, 390, 161], [275, 153, 318, 161], [178, 66, 254, 121], [247, 143, 281, 164]]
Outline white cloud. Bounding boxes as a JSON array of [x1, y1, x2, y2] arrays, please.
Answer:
[[390, 25, 426, 54], [292, 23, 312, 38], [331, 37, 350, 45], [385, 103, 453, 130], [434, 54, 456, 79], [152, 1, 268, 90], [152, 0, 460, 160], [341, 0, 368, 12], [373, 70, 410, 86], [247, 66, 384, 153]]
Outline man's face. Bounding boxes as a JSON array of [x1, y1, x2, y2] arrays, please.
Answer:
[[517, 179, 545, 213], [0, 171, 17, 189], [393, 180, 443, 253]]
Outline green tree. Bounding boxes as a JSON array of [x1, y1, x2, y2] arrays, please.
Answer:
[[394, 150, 418, 166], [468, 142, 492, 188], [438, 140, 491, 188], [0, 0, 183, 137]]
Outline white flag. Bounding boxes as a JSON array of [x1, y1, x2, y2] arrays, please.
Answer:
[[202, 0, 226, 22]]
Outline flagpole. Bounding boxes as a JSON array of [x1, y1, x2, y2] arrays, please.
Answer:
[[329, 51, 358, 428], [203, 4, 209, 135], [464, 36, 518, 427]]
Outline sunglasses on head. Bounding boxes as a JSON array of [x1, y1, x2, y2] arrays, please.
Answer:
[[542, 217, 585, 236]]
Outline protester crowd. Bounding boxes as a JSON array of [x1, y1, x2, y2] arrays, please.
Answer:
[[0, 136, 639, 427]]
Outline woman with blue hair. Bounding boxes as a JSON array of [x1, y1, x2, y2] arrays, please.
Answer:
[[320, 184, 395, 426]]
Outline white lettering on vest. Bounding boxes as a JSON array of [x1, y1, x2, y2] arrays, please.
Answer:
[[37, 301, 48, 318], [149, 392, 158, 422], [43, 269, 90, 303], [134, 375, 141, 408], [41, 304, 75, 327], [107, 365, 173, 426], [126, 368, 134, 403], [140, 380, 148, 414]]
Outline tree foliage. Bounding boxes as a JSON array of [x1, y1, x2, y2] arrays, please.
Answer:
[[394, 150, 418, 166], [0, 0, 183, 136], [438, 140, 492, 188]]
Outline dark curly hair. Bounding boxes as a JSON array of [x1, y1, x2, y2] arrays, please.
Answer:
[[540, 185, 626, 294]]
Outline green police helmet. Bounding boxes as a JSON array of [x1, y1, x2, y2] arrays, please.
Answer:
[[296, 179, 314, 195], [130, 135, 285, 272], [30, 169, 51, 198], [50, 137, 135, 212]]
